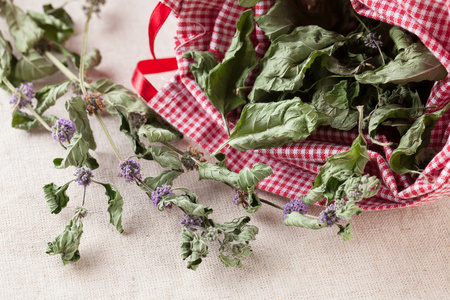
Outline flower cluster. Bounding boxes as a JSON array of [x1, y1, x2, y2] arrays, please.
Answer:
[[363, 33, 383, 49], [232, 189, 249, 209], [204, 226, 220, 241], [282, 198, 308, 219], [319, 204, 340, 227], [51, 119, 76, 143], [84, 91, 105, 115], [117, 158, 142, 183], [83, 0, 107, 15], [150, 185, 173, 207], [74, 168, 93, 187], [10, 82, 35, 110], [180, 214, 203, 231], [181, 146, 207, 171]]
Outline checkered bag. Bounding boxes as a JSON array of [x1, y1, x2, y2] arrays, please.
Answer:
[[133, 0, 450, 210]]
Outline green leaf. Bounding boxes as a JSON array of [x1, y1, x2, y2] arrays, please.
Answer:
[[182, 50, 217, 90], [46, 218, 83, 265], [27, 10, 74, 43], [138, 122, 180, 143], [389, 103, 450, 174], [219, 252, 243, 268], [248, 26, 351, 102], [215, 216, 249, 231], [236, 163, 273, 190], [303, 131, 370, 205], [114, 106, 146, 154], [43, 4, 74, 28], [14, 49, 59, 82], [198, 162, 239, 187], [368, 105, 413, 138], [324, 80, 359, 110], [181, 228, 208, 271], [54, 132, 93, 169], [311, 78, 359, 131], [204, 10, 257, 120], [337, 223, 353, 241], [219, 243, 253, 268], [43, 181, 72, 214], [2, 2, 44, 53], [238, 0, 264, 7], [157, 194, 213, 217], [65, 96, 96, 150], [97, 182, 124, 234], [225, 98, 330, 150], [336, 200, 362, 221], [35, 81, 71, 115], [90, 78, 154, 115], [284, 212, 325, 229], [389, 26, 413, 52], [0, 31, 13, 79], [142, 170, 183, 191], [144, 145, 183, 170], [83, 48, 101, 70], [255, 0, 305, 41], [255, 0, 354, 41], [355, 43, 447, 85], [11, 109, 57, 130]]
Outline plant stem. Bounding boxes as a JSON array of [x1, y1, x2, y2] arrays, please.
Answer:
[[222, 114, 231, 137], [135, 177, 154, 193], [161, 141, 184, 155], [79, 5, 94, 95], [2, 77, 15, 91], [259, 198, 283, 210], [94, 111, 122, 161], [44, 51, 79, 82], [24, 103, 53, 131]]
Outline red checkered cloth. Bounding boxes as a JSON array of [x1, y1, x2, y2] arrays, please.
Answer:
[[138, 0, 450, 210]]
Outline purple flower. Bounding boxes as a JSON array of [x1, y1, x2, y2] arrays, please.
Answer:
[[363, 33, 383, 49], [74, 168, 93, 187], [117, 158, 142, 183], [319, 204, 340, 227], [282, 198, 308, 219], [181, 214, 203, 231], [150, 185, 173, 207], [10, 82, 35, 110], [51, 119, 76, 143]]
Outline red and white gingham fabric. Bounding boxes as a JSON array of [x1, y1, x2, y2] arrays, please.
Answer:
[[144, 0, 450, 210]]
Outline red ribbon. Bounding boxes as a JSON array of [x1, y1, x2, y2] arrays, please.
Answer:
[[132, 2, 178, 102]]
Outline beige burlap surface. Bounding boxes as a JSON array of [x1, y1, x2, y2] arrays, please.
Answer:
[[0, 0, 448, 299]]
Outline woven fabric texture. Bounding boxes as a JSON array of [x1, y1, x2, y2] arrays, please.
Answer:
[[144, 0, 450, 210]]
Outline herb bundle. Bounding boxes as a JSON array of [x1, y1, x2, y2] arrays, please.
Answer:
[[1, 0, 447, 270]]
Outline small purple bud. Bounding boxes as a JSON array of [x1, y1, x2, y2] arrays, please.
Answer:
[[150, 185, 173, 207], [10, 82, 35, 110], [51, 118, 76, 143], [180, 214, 203, 231], [282, 198, 308, 219], [74, 168, 93, 187], [117, 158, 142, 183], [363, 33, 383, 49], [319, 204, 340, 227]]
